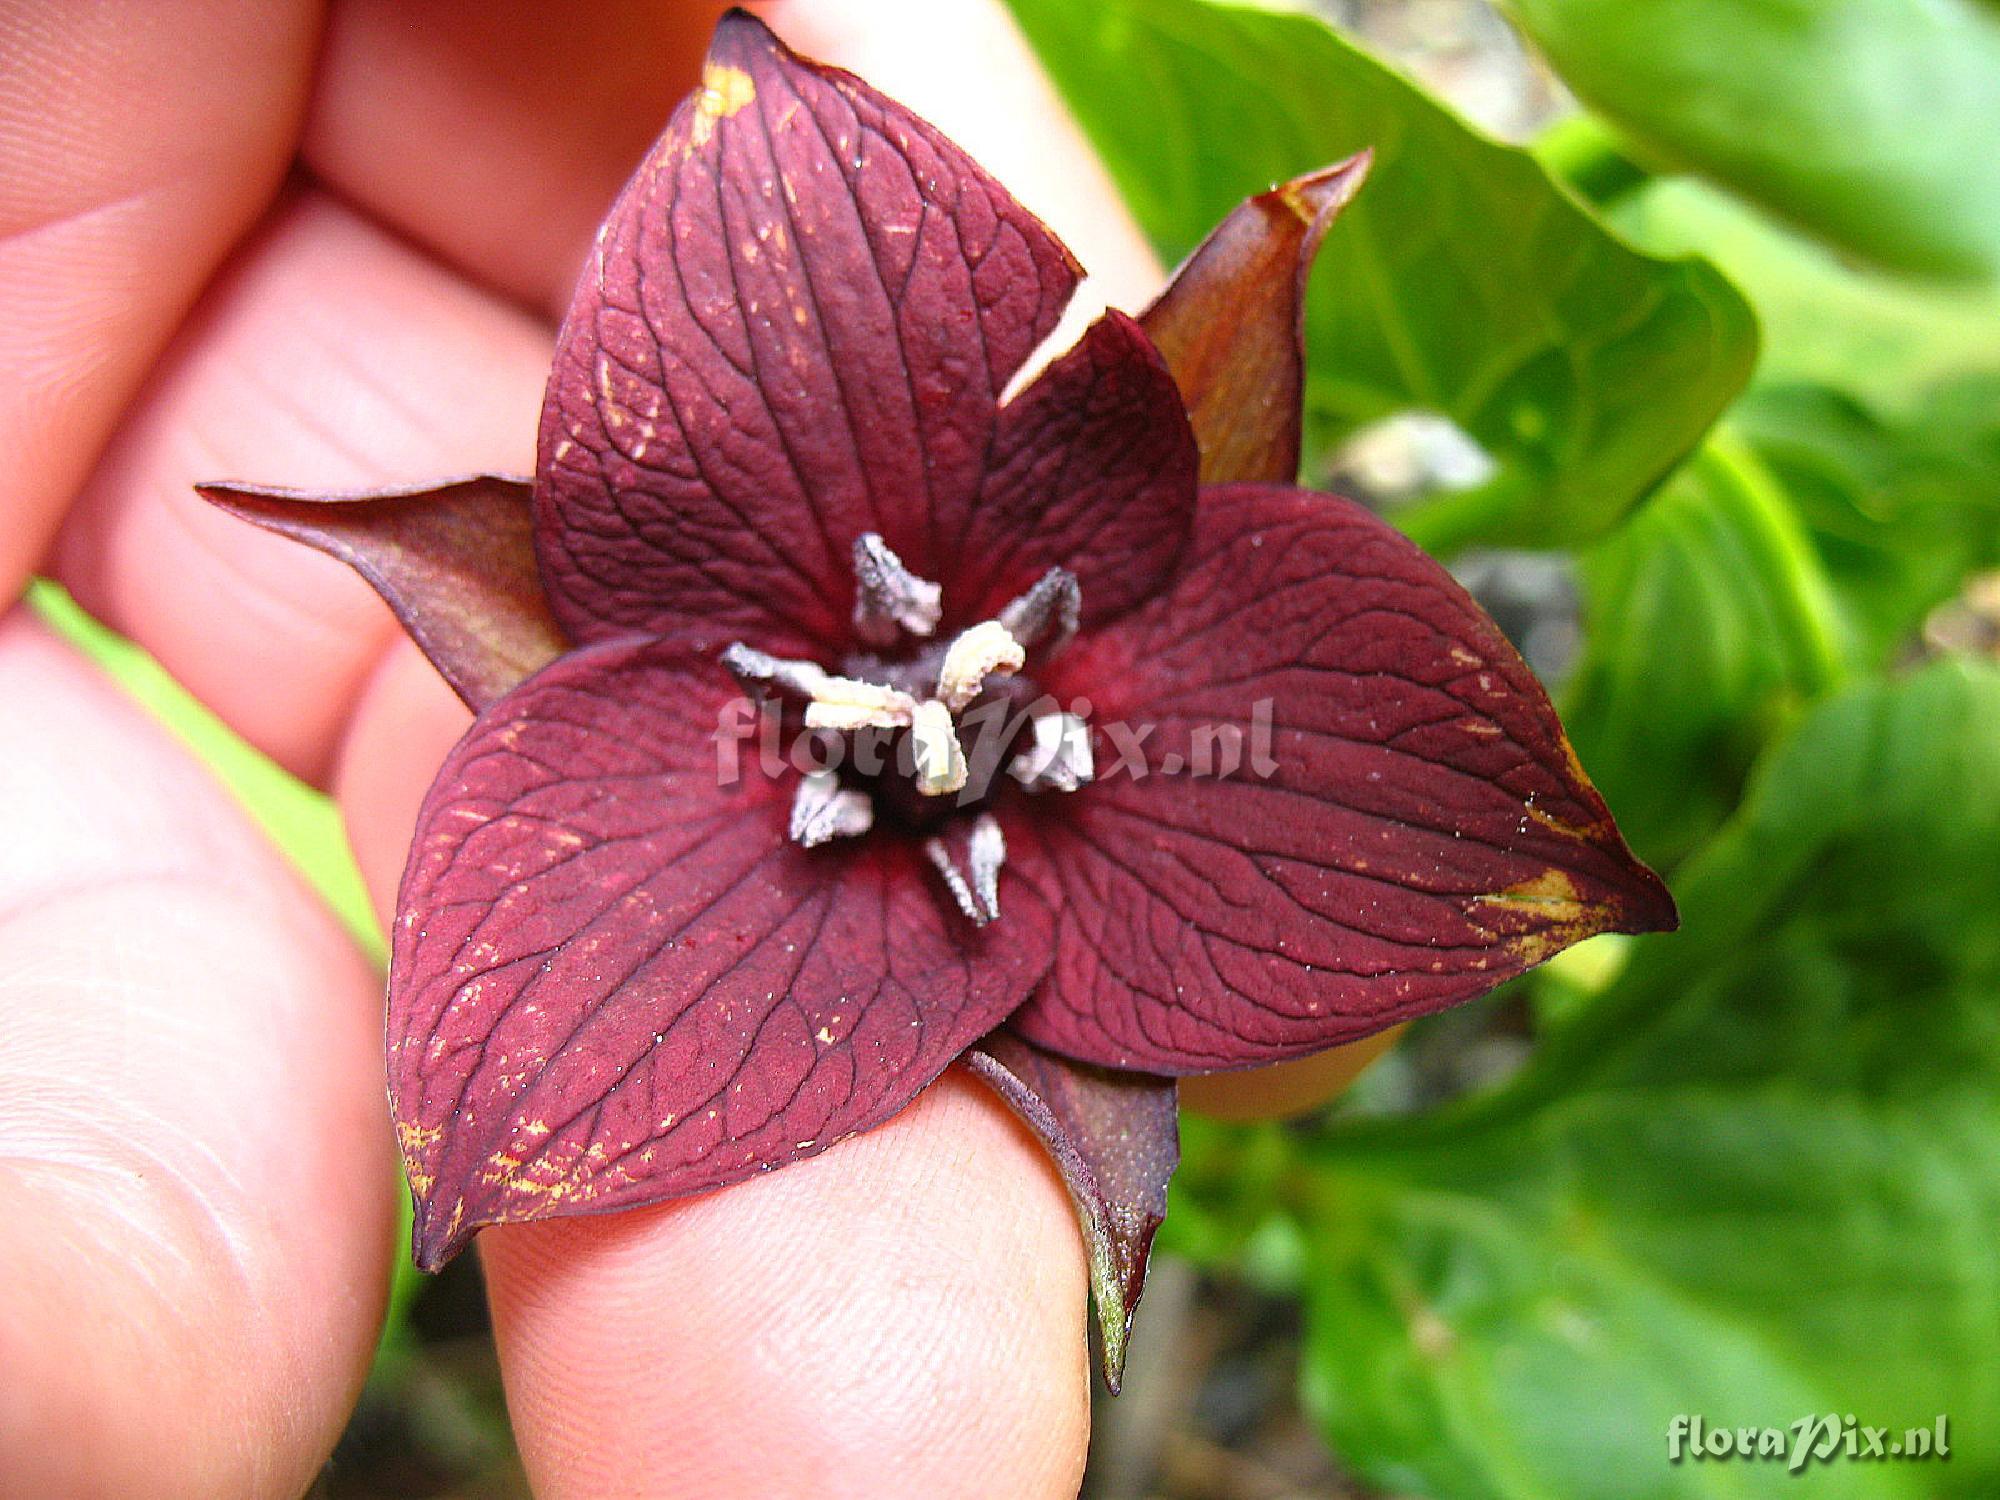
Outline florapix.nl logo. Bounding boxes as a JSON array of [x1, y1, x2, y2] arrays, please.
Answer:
[[1668, 1414, 1950, 1474]]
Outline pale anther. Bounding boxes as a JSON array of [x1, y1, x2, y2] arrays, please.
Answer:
[[936, 620, 1025, 711], [789, 772, 875, 848], [911, 698, 968, 795], [997, 567, 1081, 656], [1009, 712, 1094, 793], [925, 813, 1006, 925], [852, 532, 943, 646], [802, 677, 919, 732]]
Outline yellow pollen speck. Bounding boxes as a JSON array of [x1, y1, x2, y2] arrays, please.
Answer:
[[1475, 869, 1601, 964], [1480, 868, 1582, 910], [397, 1120, 442, 1159], [691, 63, 756, 145]]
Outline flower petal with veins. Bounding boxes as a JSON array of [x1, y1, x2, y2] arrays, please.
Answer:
[[391, 637, 1052, 1268], [532, 10, 1083, 653], [952, 311, 1198, 629], [1013, 483, 1676, 1073]]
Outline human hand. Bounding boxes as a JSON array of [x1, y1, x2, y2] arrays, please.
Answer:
[[0, 4, 1362, 1493]]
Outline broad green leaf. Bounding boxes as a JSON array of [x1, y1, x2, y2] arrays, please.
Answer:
[[1734, 381, 2000, 664], [1503, 0, 2000, 281], [1612, 179, 2000, 414], [1568, 380, 2000, 872], [1288, 662, 2000, 1497], [1564, 437, 1846, 869], [1005, 0, 1756, 551]]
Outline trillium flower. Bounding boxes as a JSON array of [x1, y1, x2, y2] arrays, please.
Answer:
[[201, 9, 1673, 1389]]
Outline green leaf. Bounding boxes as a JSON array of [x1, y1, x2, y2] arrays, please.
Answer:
[[1611, 179, 2000, 415], [1005, 0, 1756, 551], [1734, 381, 2000, 665], [1502, 0, 2000, 282], [1565, 437, 1847, 870], [1290, 662, 2000, 1497]]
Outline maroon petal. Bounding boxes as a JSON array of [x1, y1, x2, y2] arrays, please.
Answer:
[[534, 8, 1081, 652], [946, 311, 1198, 629], [964, 1030, 1178, 1394], [1015, 483, 1676, 1073], [197, 477, 565, 712], [391, 636, 1053, 1267], [1141, 155, 1371, 486]]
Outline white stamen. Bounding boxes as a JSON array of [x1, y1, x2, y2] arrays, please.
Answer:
[[852, 532, 943, 645], [968, 814, 1005, 918], [997, 568, 1081, 655], [725, 641, 918, 731], [924, 813, 1006, 925], [802, 677, 919, 732], [722, 642, 831, 700], [936, 620, 1026, 711], [910, 698, 967, 795], [1009, 712, 1094, 792], [789, 772, 875, 848]]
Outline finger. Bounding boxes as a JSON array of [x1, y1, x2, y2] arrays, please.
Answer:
[[334, 633, 473, 928], [304, 0, 1161, 318], [51, 189, 550, 783], [0, 610, 395, 1498], [0, 0, 318, 598], [304, 0, 725, 313], [480, 1074, 1092, 1500]]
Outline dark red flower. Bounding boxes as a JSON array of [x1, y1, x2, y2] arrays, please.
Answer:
[[201, 10, 1672, 1389]]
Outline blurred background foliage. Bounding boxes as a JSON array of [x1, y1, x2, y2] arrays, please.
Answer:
[[35, 0, 2000, 1495], [1007, 0, 2000, 1493]]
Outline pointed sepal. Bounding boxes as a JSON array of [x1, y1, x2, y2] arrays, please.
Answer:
[[965, 1028, 1179, 1392], [1140, 155, 1371, 485], [196, 476, 565, 712]]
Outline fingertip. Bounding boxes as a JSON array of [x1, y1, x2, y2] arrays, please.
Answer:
[[334, 635, 473, 926], [480, 1073, 1091, 1499], [0, 611, 397, 1497]]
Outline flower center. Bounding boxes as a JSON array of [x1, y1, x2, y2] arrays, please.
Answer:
[[721, 534, 1093, 925]]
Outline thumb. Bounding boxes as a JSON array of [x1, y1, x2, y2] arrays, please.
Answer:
[[479, 1072, 1092, 1499]]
